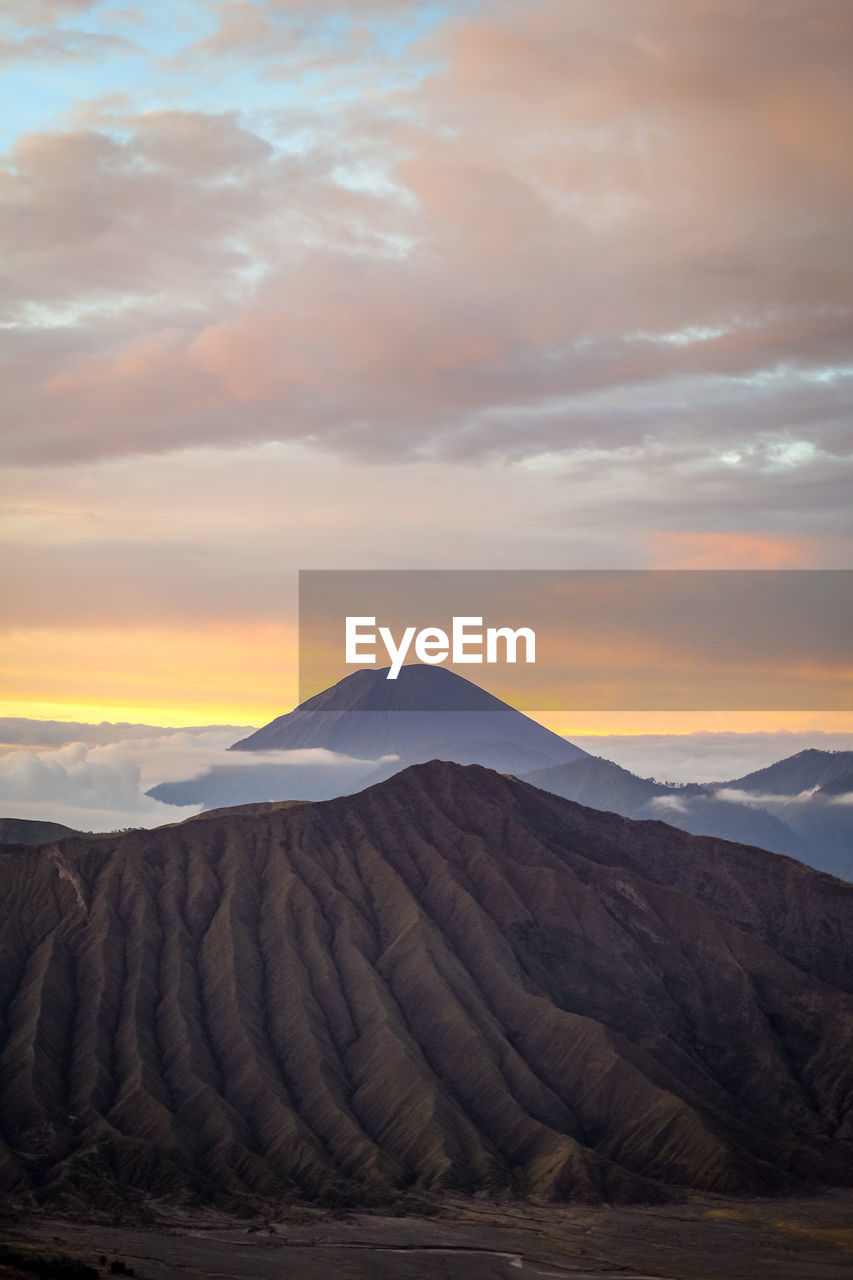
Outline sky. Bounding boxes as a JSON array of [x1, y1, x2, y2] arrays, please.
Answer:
[[1, 0, 852, 734]]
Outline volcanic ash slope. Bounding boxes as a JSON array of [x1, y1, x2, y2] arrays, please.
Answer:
[[1, 762, 852, 1211]]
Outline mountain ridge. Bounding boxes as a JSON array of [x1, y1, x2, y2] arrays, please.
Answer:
[[2, 761, 852, 1213], [717, 748, 853, 795], [0, 817, 80, 846], [525, 749, 853, 880]]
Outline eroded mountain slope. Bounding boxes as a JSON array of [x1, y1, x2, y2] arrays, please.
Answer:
[[0, 762, 852, 1212]]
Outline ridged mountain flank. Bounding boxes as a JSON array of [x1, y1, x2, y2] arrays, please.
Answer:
[[2, 761, 853, 1214]]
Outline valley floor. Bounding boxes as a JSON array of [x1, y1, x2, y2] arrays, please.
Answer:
[[3, 1191, 853, 1280]]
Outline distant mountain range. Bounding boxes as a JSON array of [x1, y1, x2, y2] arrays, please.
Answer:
[[146, 667, 853, 880], [527, 749, 853, 880], [721, 748, 853, 795], [2, 760, 852, 1212]]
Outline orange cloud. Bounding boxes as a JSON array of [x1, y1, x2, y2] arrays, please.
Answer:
[[3, 1, 852, 469], [652, 532, 820, 569], [2, 0, 852, 730]]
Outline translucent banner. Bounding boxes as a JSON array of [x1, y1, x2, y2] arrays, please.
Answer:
[[298, 570, 852, 711]]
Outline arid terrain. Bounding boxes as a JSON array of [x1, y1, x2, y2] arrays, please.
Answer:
[[4, 1191, 853, 1279], [1, 760, 852, 1214]]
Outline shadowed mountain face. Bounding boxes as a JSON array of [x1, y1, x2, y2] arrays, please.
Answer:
[[0, 818, 79, 846], [229, 665, 588, 767], [820, 768, 853, 797], [2, 762, 853, 1213], [526, 751, 853, 881], [525, 759, 808, 856], [724, 749, 853, 795], [150, 666, 587, 809]]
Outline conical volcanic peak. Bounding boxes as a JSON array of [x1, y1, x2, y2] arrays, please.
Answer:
[[227, 665, 587, 773], [255, 664, 518, 716]]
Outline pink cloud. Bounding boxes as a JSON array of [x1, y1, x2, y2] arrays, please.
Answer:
[[11, 0, 95, 22], [650, 532, 821, 570], [1, 0, 851, 474]]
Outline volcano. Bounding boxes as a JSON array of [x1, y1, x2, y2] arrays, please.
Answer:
[[150, 665, 587, 809], [3, 761, 853, 1212], [231, 664, 587, 767]]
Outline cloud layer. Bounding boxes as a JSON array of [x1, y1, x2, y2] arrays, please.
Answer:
[[0, 725, 387, 829], [2, 718, 851, 832], [2, 0, 852, 485], [574, 731, 853, 784], [2, 0, 851, 726]]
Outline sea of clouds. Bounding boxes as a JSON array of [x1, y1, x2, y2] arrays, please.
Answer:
[[0, 723, 387, 832], [572, 732, 853, 786], [1, 721, 852, 833]]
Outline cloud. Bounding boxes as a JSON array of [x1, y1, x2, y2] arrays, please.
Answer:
[[648, 794, 688, 814], [1, 0, 851, 482], [1, 713, 851, 831], [9, 0, 96, 23], [649, 532, 822, 570], [0, 112, 276, 322], [572, 732, 853, 785], [0, 730, 239, 807], [0, 29, 138, 67], [263, 0, 426, 13], [1, 0, 852, 716], [713, 786, 822, 807], [172, 0, 304, 63], [1, 443, 850, 727], [0, 728, 390, 830], [0, 798, 193, 833], [0, 718, 254, 749], [0, 741, 146, 808], [101, 10, 146, 26]]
